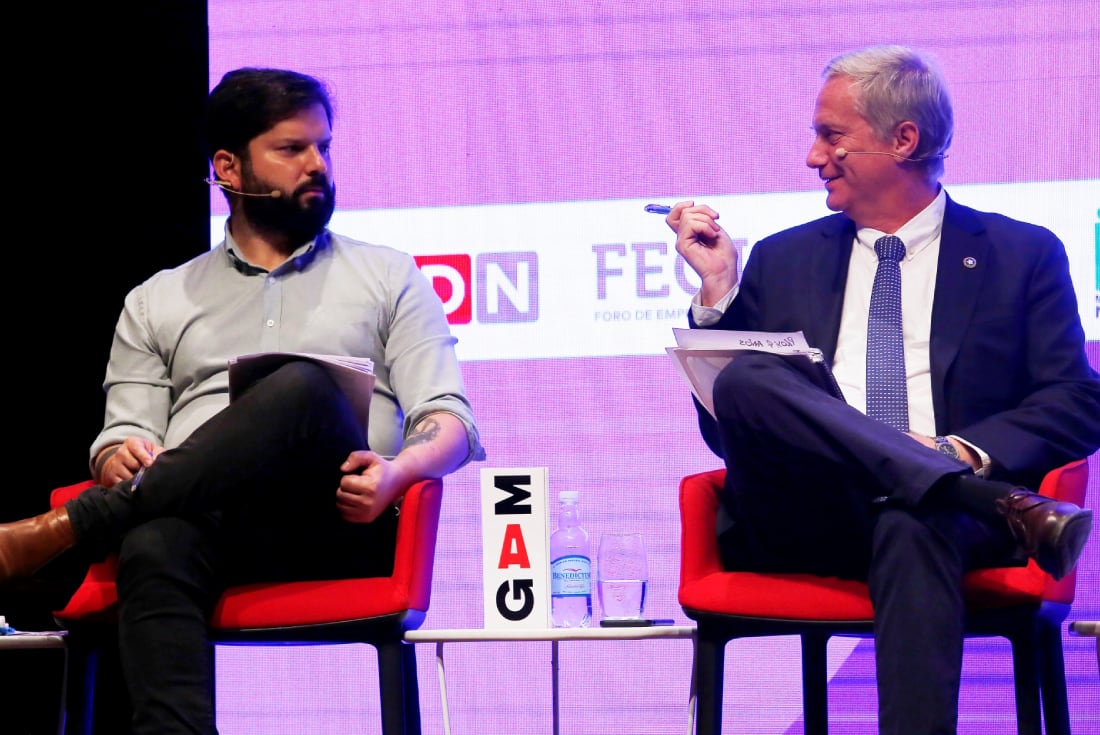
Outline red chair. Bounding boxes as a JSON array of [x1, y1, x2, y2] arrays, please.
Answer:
[[50, 477, 443, 735], [678, 460, 1088, 735]]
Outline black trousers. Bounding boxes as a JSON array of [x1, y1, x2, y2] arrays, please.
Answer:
[[710, 353, 1017, 735], [65, 361, 398, 735]]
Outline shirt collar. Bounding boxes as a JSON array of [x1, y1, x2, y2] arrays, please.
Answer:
[[223, 222, 328, 275], [855, 187, 947, 260]]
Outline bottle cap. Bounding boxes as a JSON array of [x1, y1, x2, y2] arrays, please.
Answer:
[[559, 490, 579, 502]]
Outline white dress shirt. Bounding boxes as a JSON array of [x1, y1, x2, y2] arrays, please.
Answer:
[[832, 189, 945, 436]]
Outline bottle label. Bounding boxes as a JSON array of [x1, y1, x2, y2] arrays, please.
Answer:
[[550, 554, 591, 595]]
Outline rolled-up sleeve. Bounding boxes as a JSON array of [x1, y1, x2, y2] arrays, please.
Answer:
[[369, 254, 485, 465]]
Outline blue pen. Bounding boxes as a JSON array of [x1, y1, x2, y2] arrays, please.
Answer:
[[129, 444, 155, 493], [131, 466, 146, 493], [644, 203, 672, 215]]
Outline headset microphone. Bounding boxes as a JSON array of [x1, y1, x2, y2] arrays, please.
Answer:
[[204, 178, 282, 198], [835, 148, 946, 162]]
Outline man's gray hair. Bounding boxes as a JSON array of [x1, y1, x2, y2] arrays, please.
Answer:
[[824, 45, 953, 180]]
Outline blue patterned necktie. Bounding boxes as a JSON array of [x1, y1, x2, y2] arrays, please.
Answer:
[[866, 235, 909, 431]]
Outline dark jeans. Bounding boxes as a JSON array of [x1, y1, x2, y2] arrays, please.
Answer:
[[710, 353, 1018, 735], [65, 361, 398, 735]]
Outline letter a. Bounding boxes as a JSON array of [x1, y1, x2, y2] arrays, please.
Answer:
[[497, 523, 532, 569]]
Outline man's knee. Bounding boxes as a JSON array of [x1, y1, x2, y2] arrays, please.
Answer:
[[261, 360, 339, 403], [713, 353, 781, 412], [117, 518, 214, 589]]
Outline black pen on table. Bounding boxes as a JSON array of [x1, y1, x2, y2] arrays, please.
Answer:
[[644, 203, 672, 214]]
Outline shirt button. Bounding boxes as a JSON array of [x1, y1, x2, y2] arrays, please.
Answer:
[[266, 319, 275, 327]]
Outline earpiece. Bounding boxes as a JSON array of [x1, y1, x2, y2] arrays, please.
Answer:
[[835, 147, 946, 162], [204, 178, 281, 198]]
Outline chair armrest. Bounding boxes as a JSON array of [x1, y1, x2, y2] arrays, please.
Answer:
[[1038, 458, 1089, 604], [1037, 458, 1087, 505], [678, 469, 727, 590], [393, 478, 443, 613], [50, 480, 96, 508]]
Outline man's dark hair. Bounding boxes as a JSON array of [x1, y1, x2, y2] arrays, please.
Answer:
[[206, 68, 334, 160]]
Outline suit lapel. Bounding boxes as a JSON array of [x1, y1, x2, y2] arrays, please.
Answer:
[[806, 215, 854, 361], [930, 197, 988, 416], [800, 199, 989, 384]]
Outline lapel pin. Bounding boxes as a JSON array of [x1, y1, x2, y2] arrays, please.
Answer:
[[963, 256, 977, 269]]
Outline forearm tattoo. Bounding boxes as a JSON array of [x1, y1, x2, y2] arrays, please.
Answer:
[[405, 417, 441, 447]]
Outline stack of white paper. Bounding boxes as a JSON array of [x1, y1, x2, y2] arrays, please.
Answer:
[[666, 328, 843, 417]]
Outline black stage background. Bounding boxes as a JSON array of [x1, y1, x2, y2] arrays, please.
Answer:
[[2, 4, 208, 732]]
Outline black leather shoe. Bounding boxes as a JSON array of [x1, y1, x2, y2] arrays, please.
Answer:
[[996, 489, 1092, 581]]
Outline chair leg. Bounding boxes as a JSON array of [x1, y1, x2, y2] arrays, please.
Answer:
[[1036, 621, 1070, 735], [61, 638, 98, 735], [800, 633, 829, 735], [1008, 631, 1042, 735], [693, 628, 727, 735], [208, 642, 219, 731], [400, 641, 422, 735], [376, 638, 420, 735]]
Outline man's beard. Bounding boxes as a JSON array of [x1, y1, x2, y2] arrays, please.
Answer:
[[238, 170, 336, 244]]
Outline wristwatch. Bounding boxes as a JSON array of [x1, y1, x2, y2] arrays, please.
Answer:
[[934, 436, 960, 460]]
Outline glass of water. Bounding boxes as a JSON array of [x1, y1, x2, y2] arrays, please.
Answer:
[[597, 532, 648, 620]]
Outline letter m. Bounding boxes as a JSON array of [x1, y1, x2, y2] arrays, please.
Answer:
[[493, 474, 534, 515]]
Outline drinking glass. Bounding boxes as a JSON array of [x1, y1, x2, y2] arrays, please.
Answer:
[[597, 532, 648, 620]]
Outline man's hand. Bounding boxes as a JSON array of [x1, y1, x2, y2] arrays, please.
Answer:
[[336, 412, 470, 523], [336, 450, 409, 523], [95, 437, 162, 488], [667, 200, 740, 307]]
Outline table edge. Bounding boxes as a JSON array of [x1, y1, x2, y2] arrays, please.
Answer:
[[405, 626, 696, 642], [1069, 621, 1100, 637]]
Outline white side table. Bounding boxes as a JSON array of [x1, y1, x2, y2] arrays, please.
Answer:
[[0, 631, 68, 735], [405, 625, 697, 735], [0, 631, 67, 650], [1069, 621, 1099, 675]]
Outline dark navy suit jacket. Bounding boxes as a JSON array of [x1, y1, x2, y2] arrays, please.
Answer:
[[695, 194, 1100, 490]]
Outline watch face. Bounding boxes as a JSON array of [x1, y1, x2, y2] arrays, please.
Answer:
[[936, 438, 959, 459]]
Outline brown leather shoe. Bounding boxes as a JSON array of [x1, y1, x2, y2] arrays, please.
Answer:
[[996, 489, 1093, 581], [0, 506, 77, 583]]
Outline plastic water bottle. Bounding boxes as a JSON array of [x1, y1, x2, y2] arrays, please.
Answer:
[[550, 490, 592, 627]]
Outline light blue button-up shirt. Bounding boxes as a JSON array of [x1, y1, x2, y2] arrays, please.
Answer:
[[91, 225, 484, 470]]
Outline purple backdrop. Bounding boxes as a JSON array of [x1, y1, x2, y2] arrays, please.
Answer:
[[208, 2, 1100, 733]]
